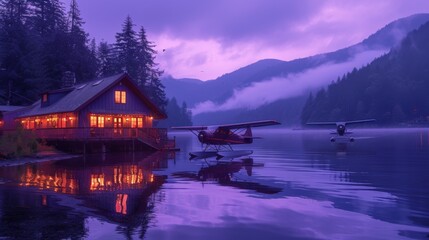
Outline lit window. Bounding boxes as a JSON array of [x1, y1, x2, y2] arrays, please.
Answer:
[[42, 94, 48, 102], [97, 116, 104, 128], [114, 91, 126, 104], [121, 91, 126, 103], [137, 118, 143, 128], [115, 91, 120, 103], [131, 118, 137, 128], [90, 116, 97, 127]]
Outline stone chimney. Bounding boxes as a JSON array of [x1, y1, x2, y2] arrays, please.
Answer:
[[61, 71, 76, 88]]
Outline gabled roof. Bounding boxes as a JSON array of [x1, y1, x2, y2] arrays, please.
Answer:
[[18, 73, 166, 119]]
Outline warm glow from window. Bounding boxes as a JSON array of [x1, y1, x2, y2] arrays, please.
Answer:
[[115, 194, 128, 215], [121, 91, 126, 103], [90, 174, 105, 191], [137, 118, 143, 128], [42, 94, 48, 102], [131, 118, 136, 128], [97, 116, 104, 128], [90, 116, 97, 127], [115, 90, 126, 104]]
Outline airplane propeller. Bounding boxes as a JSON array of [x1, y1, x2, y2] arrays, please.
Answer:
[[198, 131, 207, 143]]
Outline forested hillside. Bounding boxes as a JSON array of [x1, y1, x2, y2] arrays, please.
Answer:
[[0, 0, 166, 111], [163, 14, 429, 126], [301, 21, 429, 124]]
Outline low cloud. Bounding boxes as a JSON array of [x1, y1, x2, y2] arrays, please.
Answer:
[[72, 0, 429, 79], [191, 50, 387, 115]]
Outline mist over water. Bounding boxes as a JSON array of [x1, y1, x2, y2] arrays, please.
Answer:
[[0, 128, 428, 239]]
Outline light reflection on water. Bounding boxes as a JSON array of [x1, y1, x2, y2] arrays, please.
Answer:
[[0, 128, 429, 239]]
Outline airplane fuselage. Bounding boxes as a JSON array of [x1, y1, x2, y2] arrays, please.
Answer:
[[198, 129, 253, 145]]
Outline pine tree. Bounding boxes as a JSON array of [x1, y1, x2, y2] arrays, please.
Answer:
[[136, 26, 166, 111], [27, 0, 66, 35], [65, 0, 96, 82], [115, 15, 139, 79], [300, 92, 313, 124], [27, 0, 68, 90], [0, 0, 35, 105], [181, 101, 192, 126], [96, 41, 117, 77]]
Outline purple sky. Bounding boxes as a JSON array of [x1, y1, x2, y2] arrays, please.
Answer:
[[62, 0, 429, 80]]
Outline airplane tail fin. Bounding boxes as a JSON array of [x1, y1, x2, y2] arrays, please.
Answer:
[[243, 127, 253, 143]]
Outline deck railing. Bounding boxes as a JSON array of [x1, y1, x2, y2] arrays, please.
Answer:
[[16, 127, 173, 150]]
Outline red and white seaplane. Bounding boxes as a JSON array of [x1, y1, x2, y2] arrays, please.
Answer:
[[171, 120, 280, 159]]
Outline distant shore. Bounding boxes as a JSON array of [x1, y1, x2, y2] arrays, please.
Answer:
[[0, 151, 81, 167]]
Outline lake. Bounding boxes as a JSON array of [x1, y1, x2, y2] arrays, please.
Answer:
[[0, 128, 429, 239]]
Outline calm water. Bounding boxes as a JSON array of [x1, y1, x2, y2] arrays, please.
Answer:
[[0, 128, 429, 239]]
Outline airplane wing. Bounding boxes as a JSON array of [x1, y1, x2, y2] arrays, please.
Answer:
[[171, 120, 280, 131], [170, 126, 208, 131], [307, 119, 376, 126], [217, 120, 280, 129], [345, 119, 376, 125], [306, 121, 337, 125]]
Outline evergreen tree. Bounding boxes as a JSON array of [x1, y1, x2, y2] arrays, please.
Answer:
[[0, 0, 35, 105], [136, 26, 166, 111], [158, 98, 193, 127], [96, 41, 117, 77], [181, 101, 192, 126], [301, 21, 429, 124], [136, 26, 155, 87], [65, 0, 96, 82], [300, 92, 313, 124], [115, 15, 139, 78], [27, 0, 66, 35], [27, 0, 68, 90]]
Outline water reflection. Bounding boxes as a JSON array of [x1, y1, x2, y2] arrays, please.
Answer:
[[173, 158, 282, 195], [1, 129, 429, 239], [0, 152, 169, 239]]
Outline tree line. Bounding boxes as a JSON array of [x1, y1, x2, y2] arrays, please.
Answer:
[[301, 21, 429, 125], [0, 0, 168, 112]]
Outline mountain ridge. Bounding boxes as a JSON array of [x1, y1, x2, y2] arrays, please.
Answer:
[[301, 19, 429, 124], [162, 13, 429, 125]]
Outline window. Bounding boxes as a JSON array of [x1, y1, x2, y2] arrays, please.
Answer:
[[42, 94, 48, 103], [121, 91, 126, 103], [131, 118, 137, 128], [115, 91, 126, 104], [90, 116, 97, 127], [137, 118, 143, 128], [97, 116, 105, 128]]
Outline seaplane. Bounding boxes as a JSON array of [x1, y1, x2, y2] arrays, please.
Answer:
[[306, 119, 375, 142], [171, 120, 281, 159]]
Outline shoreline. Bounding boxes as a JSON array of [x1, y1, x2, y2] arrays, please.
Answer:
[[0, 151, 81, 167]]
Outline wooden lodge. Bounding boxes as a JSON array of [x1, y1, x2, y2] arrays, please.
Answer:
[[1, 73, 174, 152]]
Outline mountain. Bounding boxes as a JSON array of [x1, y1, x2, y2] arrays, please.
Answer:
[[301, 20, 429, 125], [162, 14, 429, 125]]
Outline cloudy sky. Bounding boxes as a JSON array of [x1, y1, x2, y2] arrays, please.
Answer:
[[65, 0, 429, 80]]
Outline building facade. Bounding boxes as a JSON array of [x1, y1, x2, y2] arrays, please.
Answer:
[[1, 73, 172, 151]]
